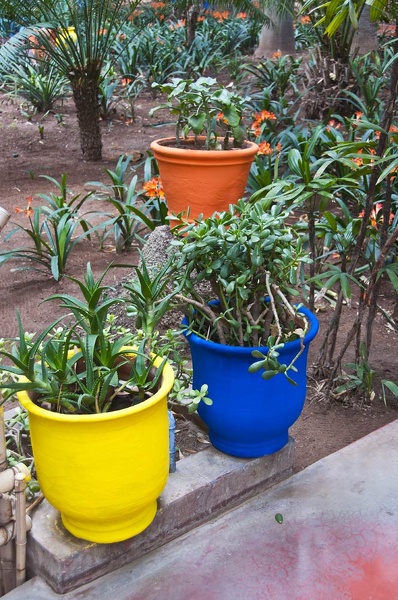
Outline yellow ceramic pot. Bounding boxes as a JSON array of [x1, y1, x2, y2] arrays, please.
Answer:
[[17, 355, 174, 544]]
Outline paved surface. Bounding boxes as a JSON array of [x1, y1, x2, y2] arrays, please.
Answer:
[[5, 419, 398, 600]]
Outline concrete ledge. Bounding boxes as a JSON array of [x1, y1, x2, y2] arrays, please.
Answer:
[[25, 440, 294, 594]]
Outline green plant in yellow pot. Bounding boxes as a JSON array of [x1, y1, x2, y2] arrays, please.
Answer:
[[0, 263, 174, 544]]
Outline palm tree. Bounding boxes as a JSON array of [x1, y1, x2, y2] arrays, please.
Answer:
[[0, 0, 143, 161], [171, 0, 271, 48], [351, 4, 378, 55], [255, 2, 295, 58]]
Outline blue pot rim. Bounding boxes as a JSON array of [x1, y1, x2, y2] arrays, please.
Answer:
[[182, 305, 319, 356]]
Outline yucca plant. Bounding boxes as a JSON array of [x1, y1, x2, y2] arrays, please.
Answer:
[[0, 0, 145, 161]]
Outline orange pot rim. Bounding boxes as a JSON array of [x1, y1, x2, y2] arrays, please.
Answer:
[[150, 137, 259, 161]]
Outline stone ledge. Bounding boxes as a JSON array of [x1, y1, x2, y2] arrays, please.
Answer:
[[25, 440, 294, 594]]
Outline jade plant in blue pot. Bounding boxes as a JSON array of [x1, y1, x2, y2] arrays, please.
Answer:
[[171, 200, 319, 458]]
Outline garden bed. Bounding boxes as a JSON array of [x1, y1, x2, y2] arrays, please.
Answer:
[[0, 91, 397, 476]]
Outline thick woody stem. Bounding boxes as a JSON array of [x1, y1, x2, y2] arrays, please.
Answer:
[[265, 271, 282, 345], [175, 293, 227, 345]]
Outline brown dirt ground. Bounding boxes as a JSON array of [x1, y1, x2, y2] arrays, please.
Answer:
[[0, 92, 397, 473]]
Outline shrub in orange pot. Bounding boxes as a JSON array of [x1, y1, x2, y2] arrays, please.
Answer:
[[150, 77, 258, 221]]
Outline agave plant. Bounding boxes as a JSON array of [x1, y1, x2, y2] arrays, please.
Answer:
[[0, 0, 145, 161]]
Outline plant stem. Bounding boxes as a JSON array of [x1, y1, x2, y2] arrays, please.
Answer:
[[175, 293, 227, 345]]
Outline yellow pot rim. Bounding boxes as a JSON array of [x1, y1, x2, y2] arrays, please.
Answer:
[[18, 351, 174, 423]]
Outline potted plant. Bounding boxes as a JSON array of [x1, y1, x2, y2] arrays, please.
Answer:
[[150, 77, 259, 222], [0, 263, 174, 544], [170, 200, 319, 458]]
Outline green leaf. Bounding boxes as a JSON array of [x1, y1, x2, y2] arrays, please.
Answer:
[[188, 114, 206, 135], [382, 380, 398, 399], [287, 149, 303, 177], [261, 370, 278, 380], [275, 513, 283, 524], [383, 263, 398, 293], [248, 360, 266, 373]]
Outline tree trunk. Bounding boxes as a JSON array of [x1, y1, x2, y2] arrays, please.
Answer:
[[186, 4, 199, 48], [351, 4, 379, 56], [255, 8, 295, 58], [72, 80, 103, 162]]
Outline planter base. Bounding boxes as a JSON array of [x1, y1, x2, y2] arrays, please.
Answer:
[[61, 501, 158, 544], [209, 431, 288, 459]]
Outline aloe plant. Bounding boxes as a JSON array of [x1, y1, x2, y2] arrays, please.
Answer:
[[0, 175, 94, 281], [0, 263, 166, 413]]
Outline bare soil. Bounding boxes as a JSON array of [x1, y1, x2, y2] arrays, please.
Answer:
[[0, 92, 397, 472]]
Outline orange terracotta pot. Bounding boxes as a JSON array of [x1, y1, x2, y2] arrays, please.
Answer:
[[150, 137, 259, 222]]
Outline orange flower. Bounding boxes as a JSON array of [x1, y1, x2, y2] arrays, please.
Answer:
[[257, 141, 282, 156], [272, 51, 282, 59], [257, 141, 273, 155], [389, 125, 398, 143], [128, 9, 142, 20], [352, 149, 363, 167], [121, 77, 132, 86], [326, 119, 341, 131], [251, 110, 277, 136], [353, 111, 364, 124], [197, 16, 205, 22], [353, 147, 377, 167], [15, 196, 34, 218], [300, 15, 311, 24], [142, 177, 164, 200], [236, 12, 247, 19], [174, 19, 185, 28], [374, 125, 397, 143], [255, 110, 277, 122], [217, 112, 229, 124], [359, 203, 395, 228], [212, 10, 229, 21]]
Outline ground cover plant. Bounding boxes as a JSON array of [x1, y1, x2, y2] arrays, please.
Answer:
[[0, 1, 397, 480]]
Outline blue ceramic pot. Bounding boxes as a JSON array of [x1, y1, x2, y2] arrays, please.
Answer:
[[183, 306, 319, 458]]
